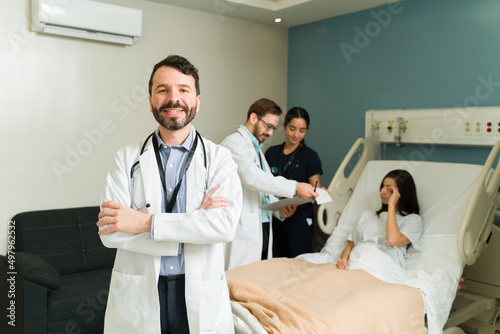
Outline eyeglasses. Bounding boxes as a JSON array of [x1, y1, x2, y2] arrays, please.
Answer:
[[257, 116, 279, 132]]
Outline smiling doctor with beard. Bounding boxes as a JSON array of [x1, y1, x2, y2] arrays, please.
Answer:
[[97, 54, 242, 334]]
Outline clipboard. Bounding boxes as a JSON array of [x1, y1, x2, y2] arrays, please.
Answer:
[[261, 188, 332, 211]]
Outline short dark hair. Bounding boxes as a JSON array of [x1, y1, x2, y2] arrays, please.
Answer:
[[284, 106, 310, 129], [246, 98, 282, 120], [148, 54, 200, 96], [376, 169, 420, 216]]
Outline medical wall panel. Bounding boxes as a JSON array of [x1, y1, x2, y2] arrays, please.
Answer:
[[365, 107, 500, 147]]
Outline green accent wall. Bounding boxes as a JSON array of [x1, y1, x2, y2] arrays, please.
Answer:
[[288, 0, 500, 184]]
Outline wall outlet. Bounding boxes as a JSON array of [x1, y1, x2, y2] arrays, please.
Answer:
[[464, 121, 472, 136], [473, 121, 482, 136], [484, 120, 494, 136]]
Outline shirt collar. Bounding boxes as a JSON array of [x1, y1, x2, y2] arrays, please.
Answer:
[[239, 124, 263, 150], [155, 125, 194, 151]]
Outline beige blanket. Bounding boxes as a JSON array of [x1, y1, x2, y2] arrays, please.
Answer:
[[226, 258, 425, 334]]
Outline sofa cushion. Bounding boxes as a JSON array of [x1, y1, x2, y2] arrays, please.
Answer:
[[46, 268, 111, 333], [14, 206, 116, 275], [15, 251, 62, 290]]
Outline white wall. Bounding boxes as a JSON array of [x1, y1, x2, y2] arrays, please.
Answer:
[[0, 0, 288, 254]]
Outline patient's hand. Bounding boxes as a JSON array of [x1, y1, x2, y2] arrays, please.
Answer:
[[388, 185, 400, 208], [336, 258, 350, 270]]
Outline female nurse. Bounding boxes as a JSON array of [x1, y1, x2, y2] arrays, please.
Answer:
[[265, 107, 323, 258]]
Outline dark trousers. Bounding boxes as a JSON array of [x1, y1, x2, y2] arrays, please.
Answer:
[[272, 216, 313, 258], [157, 275, 190, 334], [261, 222, 270, 260]]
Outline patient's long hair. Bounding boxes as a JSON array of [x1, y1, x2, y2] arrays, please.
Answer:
[[376, 169, 419, 216]]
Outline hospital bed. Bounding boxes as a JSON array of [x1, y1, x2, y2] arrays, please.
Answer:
[[227, 137, 500, 334]]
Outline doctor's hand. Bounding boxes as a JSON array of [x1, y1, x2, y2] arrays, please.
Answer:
[[199, 186, 230, 210], [97, 201, 152, 235], [280, 204, 297, 218], [296, 182, 319, 199]]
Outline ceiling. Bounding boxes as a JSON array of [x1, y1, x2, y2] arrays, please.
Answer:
[[147, 0, 401, 27]]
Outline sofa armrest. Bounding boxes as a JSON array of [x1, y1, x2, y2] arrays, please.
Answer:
[[4, 252, 62, 290]]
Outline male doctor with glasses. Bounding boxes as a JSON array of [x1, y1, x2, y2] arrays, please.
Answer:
[[221, 98, 317, 270]]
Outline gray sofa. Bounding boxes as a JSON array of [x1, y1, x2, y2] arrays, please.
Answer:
[[0, 206, 115, 334]]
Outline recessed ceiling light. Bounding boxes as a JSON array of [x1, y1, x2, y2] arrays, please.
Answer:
[[226, 0, 311, 11], [274, 18, 282, 23]]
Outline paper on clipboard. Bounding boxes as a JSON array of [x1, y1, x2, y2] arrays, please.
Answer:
[[261, 188, 332, 211], [314, 188, 333, 205]]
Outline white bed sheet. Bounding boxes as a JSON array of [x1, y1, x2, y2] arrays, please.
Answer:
[[299, 160, 484, 334]]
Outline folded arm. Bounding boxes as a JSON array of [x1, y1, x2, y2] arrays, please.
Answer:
[[98, 185, 228, 235], [98, 145, 242, 254]]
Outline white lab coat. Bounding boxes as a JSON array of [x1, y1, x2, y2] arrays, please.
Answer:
[[100, 127, 242, 334], [221, 127, 296, 270]]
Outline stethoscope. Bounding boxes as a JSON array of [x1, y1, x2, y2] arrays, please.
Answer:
[[130, 131, 207, 210], [270, 142, 302, 178]]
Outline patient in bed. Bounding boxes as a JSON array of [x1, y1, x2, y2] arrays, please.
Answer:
[[336, 169, 423, 283]]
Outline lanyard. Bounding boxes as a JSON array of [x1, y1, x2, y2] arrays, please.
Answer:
[[152, 132, 199, 213], [258, 150, 265, 171]]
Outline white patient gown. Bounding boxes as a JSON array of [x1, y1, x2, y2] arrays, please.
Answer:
[[347, 210, 423, 283]]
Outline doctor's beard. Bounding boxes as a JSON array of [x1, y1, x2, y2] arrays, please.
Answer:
[[152, 101, 197, 131], [251, 123, 268, 144]]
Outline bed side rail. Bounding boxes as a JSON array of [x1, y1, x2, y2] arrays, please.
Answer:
[[317, 138, 375, 235], [458, 141, 500, 265]]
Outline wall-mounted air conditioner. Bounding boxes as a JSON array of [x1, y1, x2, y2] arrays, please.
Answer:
[[31, 0, 143, 45]]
